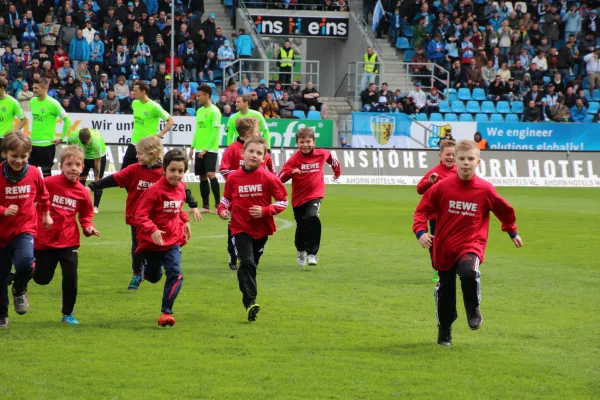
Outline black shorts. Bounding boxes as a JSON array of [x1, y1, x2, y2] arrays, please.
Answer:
[[29, 145, 56, 168], [194, 152, 218, 175], [81, 155, 107, 182]]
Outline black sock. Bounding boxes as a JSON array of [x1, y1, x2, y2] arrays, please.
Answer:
[[94, 189, 103, 208], [210, 177, 220, 208], [200, 180, 210, 208]]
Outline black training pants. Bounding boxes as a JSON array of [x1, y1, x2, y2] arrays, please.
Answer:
[[33, 247, 79, 315], [232, 233, 268, 309], [80, 155, 107, 208], [121, 144, 138, 170], [293, 199, 322, 256], [434, 252, 481, 329]]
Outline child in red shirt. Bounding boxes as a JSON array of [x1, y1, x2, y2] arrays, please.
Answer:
[[416, 139, 456, 282], [218, 137, 288, 322], [220, 117, 275, 270], [278, 128, 341, 267], [88, 136, 200, 291], [134, 149, 193, 327], [413, 140, 523, 346], [33, 146, 100, 325], [0, 132, 52, 329]]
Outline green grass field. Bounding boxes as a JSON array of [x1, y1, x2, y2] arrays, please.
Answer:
[[0, 185, 598, 399]]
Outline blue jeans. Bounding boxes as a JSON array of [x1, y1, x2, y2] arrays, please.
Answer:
[[0, 233, 35, 317], [142, 246, 183, 314]]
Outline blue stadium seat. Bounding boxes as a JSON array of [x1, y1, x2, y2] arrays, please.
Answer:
[[481, 101, 496, 113], [588, 102, 600, 114], [496, 101, 511, 113], [211, 94, 219, 103], [472, 88, 486, 101], [593, 89, 600, 101], [86, 105, 94, 112], [543, 76, 551, 84], [213, 69, 223, 83], [490, 113, 505, 122], [447, 93, 457, 102], [585, 89, 592, 100], [583, 76, 590, 89], [511, 101, 524, 114], [451, 100, 466, 113], [457, 88, 472, 101], [415, 113, 428, 121], [429, 113, 443, 121], [444, 113, 458, 121], [459, 113, 473, 122], [505, 113, 520, 122], [403, 49, 415, 62], [293, 110, 306, 119], [187, 108, 196, 116], [189, 82, 198, 94], [439, 100, 451, 113], [466, 101, 481, 113], [584, 114, 595, 123], [475, 113, 489, 122], [395, 37, 411, 49], [207, 82, 217, 92], [403, 25, 414, 37], [307, 110, 321, 120]]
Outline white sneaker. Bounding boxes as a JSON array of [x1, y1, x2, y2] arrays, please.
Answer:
[[94, 207, 99, 214], [297, 251, 307, 266], [307, 254, 318, 266], [13, 292, 29, 315]]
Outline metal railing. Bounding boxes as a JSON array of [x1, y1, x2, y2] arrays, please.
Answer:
[[237, 0, 269, 58], [242, 1, 350, 11], [221, 58, 320, 91]]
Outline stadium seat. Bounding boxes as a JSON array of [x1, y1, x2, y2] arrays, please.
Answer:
[[583, 76, 590, 89], [444, 113, 458, 121], [403, 25, 414, 37], [293, 110, 306, 119], [189, 82, 198, 94], [86, 105, 94, 112], [466, 101, 481, 113], [588, 102, 600, 114], [403, 49, 415, 62], [429, 113, 443, 121], [584, 114, 595, 123], [207, 82, 217, 92], [505, 113, 520, 122], [543, 76, 551, 84], [511, 101, 524, 114], [475, 113, 489, 122], [457, 88, 472, 101], [459, 113, 473, 122], [395, 37, 411, 49], [451, 100, 466, 113], [439, 101, 451, 113], [447, 93, 457, 102], [415, 113, 428, 121], [187, 108, 196, 116], [496, 101, 511, 113], [307, 110, 321, 120], [481, 101, 496, 113], [585, 89, 592, 100], [211, 94, 219, 104], [490, 113, 504, 122], [443, 88, 457, 97], [593, 90, 600, 101], [472, 88, 486, 101]]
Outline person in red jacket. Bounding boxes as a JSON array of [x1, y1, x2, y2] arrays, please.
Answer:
[[134, 149, 194, 327], [88, 136, 200, 291], [413, 140, 523, 346], [0, 131, 52, 329], [33, 146, 100, 325], [218, 137, 288, 322], [416, 139, 456, 283], [278, 128, 341, 267], [220, 117, 275, 270]]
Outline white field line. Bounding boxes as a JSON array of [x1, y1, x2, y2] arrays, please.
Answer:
[[84, 217, 294, 246]]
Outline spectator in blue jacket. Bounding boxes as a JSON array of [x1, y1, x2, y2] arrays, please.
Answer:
[[69, 30, 91, 72], [20, 11, 38, 51], [89, 33, 104, 71], [562, 4, 582, 41], [570, 99, 588, 123], [235, 28, 254, 81], [427, 33, 446, 66], [144, 0, 158, 16], [212, 27, 227, 52]]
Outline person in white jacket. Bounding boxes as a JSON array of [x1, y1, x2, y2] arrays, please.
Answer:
[[408, 82, 427, 113], [532, 51, 548, 71], [82, 19, 97, 44]]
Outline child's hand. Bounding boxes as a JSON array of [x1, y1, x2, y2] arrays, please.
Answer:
[[151, 230, 165, 245], [418, 233, 433, 249], [85, 226, 100, 236], [43, 213, 53, 229], [183, 222, 192, 239], [249, 206, 262, 218], [219, 209, 230, 220], [190, 208, 202, 222], [429, 173, 438, 184], [292, 168, 301, 174], [512, 235, 523, 248], [4, 205, 18, 216]]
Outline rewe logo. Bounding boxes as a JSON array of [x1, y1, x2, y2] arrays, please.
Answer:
[[449, 200, 478, 212], [137, 180, 153, 190], [239, 184, 262, 193], [163, 200, 182, 209], [5, 185, 31, 195], [53, 195, 78, 208]]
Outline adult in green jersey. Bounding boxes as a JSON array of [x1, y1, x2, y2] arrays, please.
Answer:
[[30, 77, 72, 177], [226, 94, 271, 149], [189, 84, 222, 213], [66, 128, 107, 213], [121, 81, 174, 170], [0, 77, 28, 162]]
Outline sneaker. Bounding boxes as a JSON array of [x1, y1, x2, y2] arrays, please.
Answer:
[[228, 254, 238, 271], [307, 254, 318, 266], [247, 303, 260, 322], [128, 273, 143, 290], [432, 270, 439, 282], [297, 251, 307, 267], [468, 308, 483, 330], [93, 207, 99, 214], [437, 326, 452, 346], [158, 312, 176, 327], [0, 316, 8, 329], [13, 290, 29, 315], [62, 314, 80, 325]]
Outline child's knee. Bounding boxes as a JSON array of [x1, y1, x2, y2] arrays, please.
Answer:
[[145, 271, 162, 283], [33, 274, 51, 285], [13, 255, 34, 270]]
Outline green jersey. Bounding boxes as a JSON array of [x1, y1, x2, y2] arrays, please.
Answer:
[[30, 96, 71, 147], [131, 99, 170, 144], [0, 94, 26, 137], [66, 128, 107, 159], [192, 104, 221, 153], [226, 109, 271, 148]]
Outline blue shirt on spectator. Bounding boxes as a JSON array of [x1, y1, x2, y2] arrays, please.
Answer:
[[570, 105, 587, 122], [69, 36, 91, 61], [236, 34, 255, 57]]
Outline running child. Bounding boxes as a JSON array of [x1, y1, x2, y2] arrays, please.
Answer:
[[278, 128, 341, 267], [416, 139, 456, 282], [413, 139, 523, 346], [134, 149, 193, 327], [32, 145, 100, 325], [0, 131, 52, 329], [88, 136, 200, 291], [219, 117, 275, 271], [217, 137, 288, 322]]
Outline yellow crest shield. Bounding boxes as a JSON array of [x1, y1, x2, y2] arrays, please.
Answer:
[[370, 115, 395, 145]]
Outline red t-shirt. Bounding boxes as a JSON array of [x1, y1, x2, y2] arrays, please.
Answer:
[[219, 140, 274, 180], [217, 167, 288, 239], [416, 162, 457, 220], [278, 149, 341, 207], [0, 163, 50, 246], [112, 163, 163, 226], [134, 176, 189, 253], [35, 174, 95, 250], [413, 174, 518, 271]]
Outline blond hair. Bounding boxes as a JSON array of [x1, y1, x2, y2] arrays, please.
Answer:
[[235, 117, 259, 139], [136, 136, 163, 164], [243, 136, 267, 153], [439, 139, 456, 153], [455, 139, 480, 158], [1, 131, 32, 155], [60, 145, 85, 164]]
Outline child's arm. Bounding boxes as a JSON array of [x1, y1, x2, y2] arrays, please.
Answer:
[[252, 175, 288, 218], [278, 157, 295, 183], [217, 180, 233, 220], [265, 153, 275, 173], [184, 187, 201, 221], [325, 151, 341, 179], [88, 166, 133, 191], [134, 190, 159, 236], [219, 146, 234, 179], [34, 171, 52, 228], [412, 187, 439, 248], [416, 169, 437, 195], [488, 187, 522, 247], [79, 190, 100, 237]]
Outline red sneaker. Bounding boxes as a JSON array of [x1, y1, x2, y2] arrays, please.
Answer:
[[158, 312, 176, 327]]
